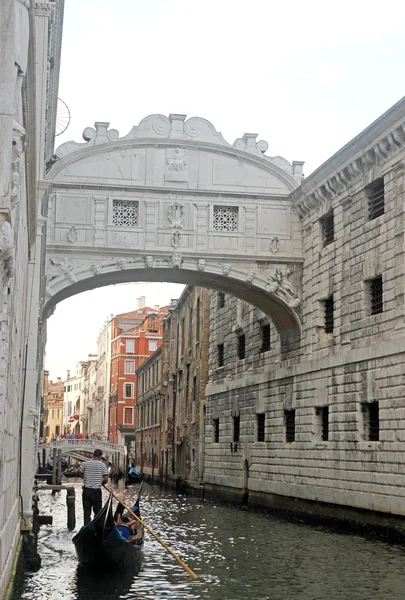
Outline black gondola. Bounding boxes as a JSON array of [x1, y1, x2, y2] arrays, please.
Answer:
[[127, 466, 142, 484], [72, 492, 144, 569]]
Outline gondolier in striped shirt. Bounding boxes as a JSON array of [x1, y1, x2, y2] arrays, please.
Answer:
[[82, 449, 109, 525]]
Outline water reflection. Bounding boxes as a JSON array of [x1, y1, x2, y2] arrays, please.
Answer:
[[15, 481, 405, 600]]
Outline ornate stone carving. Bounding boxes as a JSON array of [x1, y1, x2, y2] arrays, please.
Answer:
[[49, 257, 76, 282], [166, 148, 187, 174], [245, 271, 255, 283], [116, 258, 128, 270], [45, 285, 54, 298], [168, 199, 185, 228], [197, 259, 206, 271], [145, 255, 154, 268], [269, 237, 280, 254], [67, 226, 78, 243], [0, 220, 15, 282], [268, 268, 300, 308], [221, 263, 231, 276], [171, 231, 181, 249], [233, 133, 269, 156], [10, 121, 25, 208], [171, 253, 182, 269], [91, 263, 102, 275]]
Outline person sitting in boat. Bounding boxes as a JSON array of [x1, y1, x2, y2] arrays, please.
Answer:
[[115, 512, 143, 544]]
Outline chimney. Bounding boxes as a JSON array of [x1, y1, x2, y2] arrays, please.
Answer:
[[140, 296, 145, 308], [66, 369, 70, 379], [135, 297, 141, 310]]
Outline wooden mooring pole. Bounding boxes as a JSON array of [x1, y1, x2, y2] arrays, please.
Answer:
[[52, 447, 57, 485], [57, 449, 62, 485], [42, 447, 46, 472], [36, 485, 76, 530]]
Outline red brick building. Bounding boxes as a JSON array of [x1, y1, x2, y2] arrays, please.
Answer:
[[109, 307, 168, 445]]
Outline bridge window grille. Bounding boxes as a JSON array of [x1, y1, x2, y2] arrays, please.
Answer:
[[316, 406, 329, 441], [112, 199, 139, 227], [368, 275, 383, 315], [217, 343, 224, 367], [213, 418, 219, 443], [362, 401, 379, 441], [217, 292, 225, 308], [233, 415, 240, 442], [257, 413, 265, 442], [320, 210, 334, 246], [260, 323, 271, 352], [285, 409, 295, 443], [237, 334, 246, 360], [324, 295, 334, 333], [213, 206, 238, 231], [366, 178, 385, 220]]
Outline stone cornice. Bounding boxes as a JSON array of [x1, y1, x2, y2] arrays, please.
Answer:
[[291, 96, 405, 218]]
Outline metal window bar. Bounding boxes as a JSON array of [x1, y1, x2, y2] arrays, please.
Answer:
[[368, 402, 379, 441], [321, 211, 334, 246], [233, 416, 240, 442], [324, 296, 334, 333], [367, 179, 385, 220], [370, 276, 383, 315], [260, 324, 271, 352], [213, 419, 219, 443], [218, 292, 225, 309], [321, 406, 329, 441], [217, 344, 224, 367], [257, 413, 265, 442], [238, 334, 246, 360], [285, 410, 295, 443]]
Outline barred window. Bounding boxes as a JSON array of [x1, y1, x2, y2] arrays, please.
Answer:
[[233, 415, 240, 442], [257, 413, 265, 442], [315, 406, 329, 441], [217, 292, 225, 309], [112, 200, 139, 226], [285, 409, 295, 443], [213, 206, 238, 231], [320, 211, 334, 246], [366, 178, 384, 220], [260, 323, 271, 352], [362, 401, 379, 441], [369, 276, 383, 315], [213, 418, 219, 443], [237, 334, 246, 360], [217, 343, 224, 367], [324, 295, 334, 333]]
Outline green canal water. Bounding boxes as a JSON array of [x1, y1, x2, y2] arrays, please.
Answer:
[[13, 481, 405, 600]]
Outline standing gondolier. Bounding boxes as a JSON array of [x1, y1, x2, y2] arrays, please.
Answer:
[[82, 449, 109, 525]]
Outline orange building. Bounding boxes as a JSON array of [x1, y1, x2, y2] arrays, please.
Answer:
[[109, 307, 168, 445]]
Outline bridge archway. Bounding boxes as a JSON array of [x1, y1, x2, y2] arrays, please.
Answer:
[[44, 114, 304, 334]]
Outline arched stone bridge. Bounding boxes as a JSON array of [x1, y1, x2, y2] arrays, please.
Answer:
[[38, 438, 127, 457], [44, 114, 304, 334]]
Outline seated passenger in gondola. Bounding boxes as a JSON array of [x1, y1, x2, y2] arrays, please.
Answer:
[[115, 512, 142, 544]]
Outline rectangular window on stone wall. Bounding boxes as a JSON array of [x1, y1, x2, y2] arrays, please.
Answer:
[[260, 323, 271, 352], [366, 178, 385, 220], [257, 413, 265, 442], [368, 276, 383, 315], [217, 343, 224, 367], [213, 418, 219, 443], [237, 334, 246, 360], [233, 415, 240, 442], [112, 199, 139, 226], [285, 409, 296, 443], [320, 210, 334, 246], [361, 401, 379, 441], [315, 406, 329, 441], [213, 206, 238, 231], [124, 383, 134, 398], [217, 292, 225, 308], [323, 295, 334, 333]]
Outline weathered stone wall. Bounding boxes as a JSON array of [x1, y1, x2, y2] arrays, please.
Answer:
[[205, 101, 405, 523]]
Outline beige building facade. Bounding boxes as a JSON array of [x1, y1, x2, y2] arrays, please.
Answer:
[[205, 99, 405, 527]]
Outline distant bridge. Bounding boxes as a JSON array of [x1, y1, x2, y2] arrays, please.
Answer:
[[38, 438, 127, 457]]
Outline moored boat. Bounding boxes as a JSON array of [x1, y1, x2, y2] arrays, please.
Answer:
[[72, 492, 144, 569], [127, 466, 142, 484]]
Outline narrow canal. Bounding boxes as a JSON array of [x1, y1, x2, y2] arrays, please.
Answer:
[[14, 481, 405, 600]]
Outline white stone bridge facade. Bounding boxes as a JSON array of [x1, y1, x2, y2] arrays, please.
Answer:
[[38, 438, 126, 457], [44, 114, 304, 335]]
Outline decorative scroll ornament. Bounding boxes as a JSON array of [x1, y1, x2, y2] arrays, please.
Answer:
[[197, 259, 206, 272], [0, 220, 15, 282], [171, 253, 182, 269], [145, 255, 154, 268], [221, 263, 231, 276], [268, 268, 300, 308], [67, 226, 78, 243], [269, 237, 280, 254]]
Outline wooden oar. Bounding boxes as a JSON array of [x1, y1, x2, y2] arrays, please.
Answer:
[[104, 484, 198, 580]]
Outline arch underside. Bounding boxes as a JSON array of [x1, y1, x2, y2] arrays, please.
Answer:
[[44, 266, 301, 333]]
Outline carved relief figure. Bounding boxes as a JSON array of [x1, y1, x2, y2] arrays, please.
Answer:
[[145, 255, 154, 268], [171, 253, 182, 269], [171, 231, 181, 249], [67, 226, 78, 244], [268, 268, 300, 308], [0, 220, 15, 283], [221, 263, 231, 276], [10, 121, 25, 208], [168, 200, 185, 229], [197, 259, 206, 272], [91, 263, 102, 275], [269, 236, 280, 254], [116, 258, 128, 270], [49, 257, 76, 282], [245, 271, 255, 283], [166, 148, 187, 173]]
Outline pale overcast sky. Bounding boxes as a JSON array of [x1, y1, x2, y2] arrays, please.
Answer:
[[45, 0, 405, 380]]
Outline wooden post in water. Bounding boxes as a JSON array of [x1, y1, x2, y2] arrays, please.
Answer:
[[151, 450, 155, 485], [52, 447, 57, 485], [57, 450, 62, 484], [42, 448, 46, 472], [37, 452, 41, 473], [66, 487, 76, 530]]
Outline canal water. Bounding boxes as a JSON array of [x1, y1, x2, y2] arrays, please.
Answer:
[[14, 481, 405, 600]]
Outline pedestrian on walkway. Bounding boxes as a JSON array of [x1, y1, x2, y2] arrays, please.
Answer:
[[82, 449, 108, 525]]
